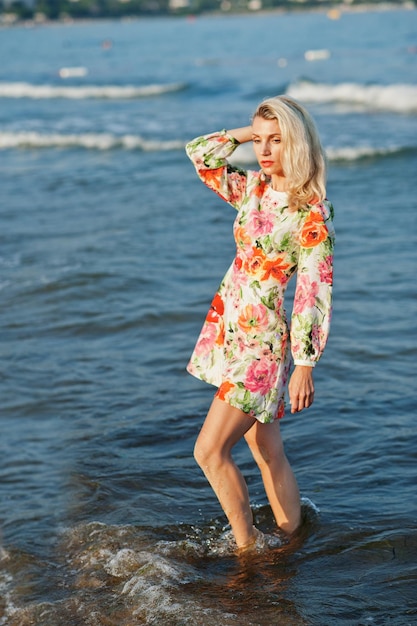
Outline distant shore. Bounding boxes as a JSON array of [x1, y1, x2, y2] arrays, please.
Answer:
[[1, 1, 415, 29]]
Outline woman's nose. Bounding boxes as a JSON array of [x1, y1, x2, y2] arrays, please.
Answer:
[[261, 142, 271, 155]]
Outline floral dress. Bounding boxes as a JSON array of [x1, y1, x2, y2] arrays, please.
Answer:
[[186, 130, 335, 423]]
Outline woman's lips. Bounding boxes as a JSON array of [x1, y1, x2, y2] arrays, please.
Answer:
[[261, 161, 274, 167]]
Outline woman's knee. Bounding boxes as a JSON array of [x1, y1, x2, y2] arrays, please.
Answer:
[[193, 436, 208, 468], [194, 435, 219, 469], [193, 434, 230, 473], [246, 427, 286, 471]]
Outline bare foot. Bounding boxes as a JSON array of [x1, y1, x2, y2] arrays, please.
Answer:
[[235, 527, 264, 556]]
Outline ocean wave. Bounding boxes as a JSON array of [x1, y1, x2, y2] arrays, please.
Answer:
[[0, 519, 284, 626], [0, 81, 186, 100], [286, 80, 417, 114], [2, 131, 414, 162], [325, 144, 416, 162], [0, 502, 319, 625], [0, 131, 184, 151]]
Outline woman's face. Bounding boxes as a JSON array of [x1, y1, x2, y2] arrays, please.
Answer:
[[251, 116, 284, 180]]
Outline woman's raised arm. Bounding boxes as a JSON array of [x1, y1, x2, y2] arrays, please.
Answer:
[[226, 126, 253, 144]]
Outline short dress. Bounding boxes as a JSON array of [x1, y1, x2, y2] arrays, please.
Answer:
[[186, 130, 335, 423]]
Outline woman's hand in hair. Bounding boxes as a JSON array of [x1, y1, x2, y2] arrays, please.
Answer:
[[226, 126, 253, 144]]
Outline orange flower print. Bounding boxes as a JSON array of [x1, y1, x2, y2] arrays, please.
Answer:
[[276, 401, 285, 420], [243, 247, 267, 275], [206, 309, 219, 323], [215, 319, 225, 346], [212, 293, 224, 315], [234, 255, 243, 271], [252, 175, 267, 198], [199, 167, 224, 194], [300, 211, 329, 248], [216, 380, 235, 402], [261, 255, 290, 283], [237, 303, 270, 334], [206, 293, 224, 323], [234, 225, 251, 250]]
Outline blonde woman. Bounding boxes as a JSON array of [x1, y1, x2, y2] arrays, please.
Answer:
[[186, 96, 335, 553]]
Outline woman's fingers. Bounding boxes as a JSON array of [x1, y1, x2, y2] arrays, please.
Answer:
[[288, 366, 315, 413]]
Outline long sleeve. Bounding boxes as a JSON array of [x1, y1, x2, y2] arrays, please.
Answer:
[[291, 201, 335, 366], [185, 130, 247, 210]]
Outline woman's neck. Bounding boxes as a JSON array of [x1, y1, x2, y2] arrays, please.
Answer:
[[270, 175, 288, 192]]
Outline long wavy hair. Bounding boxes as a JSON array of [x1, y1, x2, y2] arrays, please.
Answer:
[[252, 96, 326, 212]]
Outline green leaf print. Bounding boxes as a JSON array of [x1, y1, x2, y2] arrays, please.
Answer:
[[279, 232, 291, 251], [261, 286, 281, 311], [241, 389, 254, 414], [260, 234, 273, 254], [206, 156, 226, 169]]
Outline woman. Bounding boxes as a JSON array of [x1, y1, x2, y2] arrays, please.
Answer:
[[186, 96, 335, 552]]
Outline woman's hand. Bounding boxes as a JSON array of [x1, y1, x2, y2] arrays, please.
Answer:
[[288, 365, 315, 413], [226, 126, 253, 144]]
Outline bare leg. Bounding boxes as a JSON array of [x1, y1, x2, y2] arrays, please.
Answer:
[[194, 397, 257, 549], [244, 420, 301, 534]]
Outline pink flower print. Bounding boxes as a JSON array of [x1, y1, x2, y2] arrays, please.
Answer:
[[318, 255, 333, 285], [247, 209, 274, 238], [291, 337, 302, 357], [293, 275, 319, 315], [232, 255, 249, 288], [261, 346, 278, 362], [235, 332, 259, 355], [312, 323, 326, 354], [228, 171, 246, 206], [194, 322, 217, 357], [244, 357, 278, 396]]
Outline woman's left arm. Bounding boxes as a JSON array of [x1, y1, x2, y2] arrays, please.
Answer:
[[289, 201, 336, 412]]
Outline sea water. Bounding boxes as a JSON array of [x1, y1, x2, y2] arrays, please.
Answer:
[[0, 7, 416, 625]]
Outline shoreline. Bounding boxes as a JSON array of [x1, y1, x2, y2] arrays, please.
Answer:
[[1, 2, 415, 29]]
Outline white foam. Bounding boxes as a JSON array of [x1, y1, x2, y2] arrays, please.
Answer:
[[325, 144, 407, 161], [104, 548, 142, 577], [1, 130, 409, 161], [300, 495, 320, 515], [0, 81, 186, 100], [304, 49, 331, 61], [0, 131, 184, 152], [0, 571, 19, 625], [59, 67, 88, 79], [287, 80, 417, 113]]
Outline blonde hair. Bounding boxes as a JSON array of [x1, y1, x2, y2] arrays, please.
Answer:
[[252, 96, 326, 212]]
